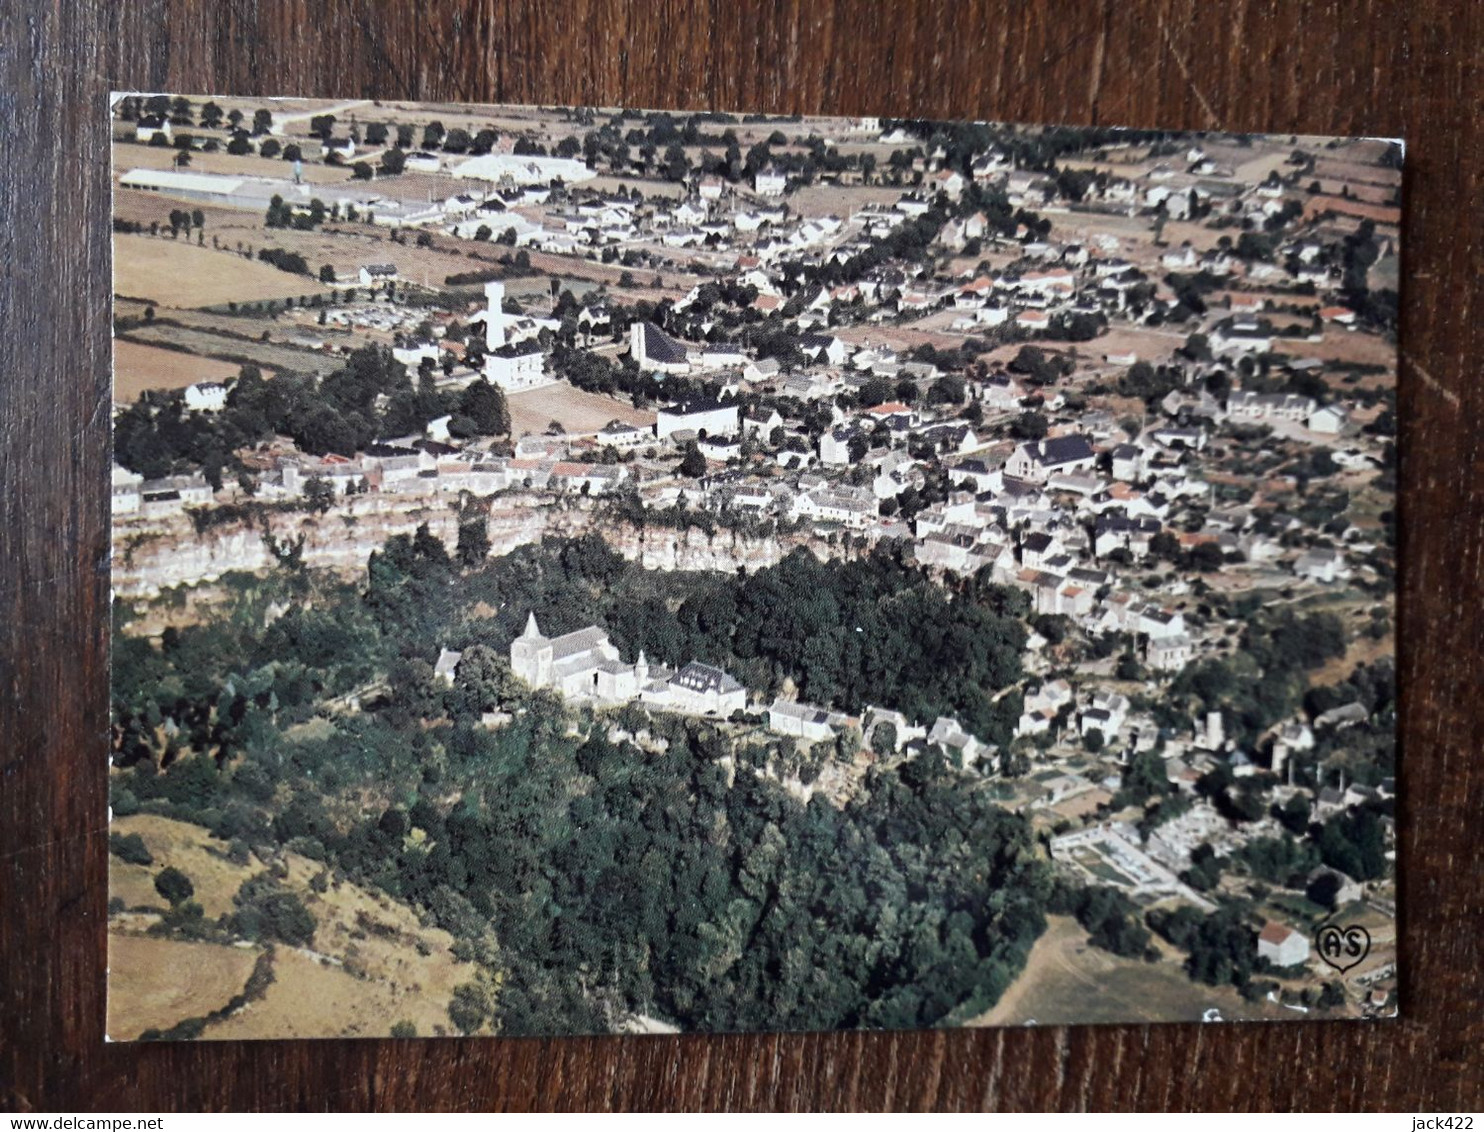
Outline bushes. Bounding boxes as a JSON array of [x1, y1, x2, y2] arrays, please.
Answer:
[[154, 865, 195, 905], [256, 247, 311, 276], [1057, 884, 1155, 960], [109, 831, 153, 866], [230, 875, 317, 946]]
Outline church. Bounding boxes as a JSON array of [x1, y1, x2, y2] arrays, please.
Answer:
[[480, 280, 554, 392], [509, 612, 747, 717], [509, 613, 648, 703]]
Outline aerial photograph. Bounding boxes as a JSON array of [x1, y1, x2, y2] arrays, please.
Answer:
[[107, 94, 1399, 1040]]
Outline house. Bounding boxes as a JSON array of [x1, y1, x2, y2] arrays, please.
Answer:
[[1210, 320, 1274, 355], [818, 426, 858, 466], [930, 168, 966, 198], [926, 716, 992, 769], [798, 333, 848, 367], [1140, 607, 1186, 640], [184, 381, 228, 412], [1257, 921, 1311, 968], [744, 357, 782, 383], [1020, 531, 1064, 570], [792, 487, 876, 530], [630, 320, 692, 374], [1295, 547, 1350, 583], [1110, 443, 1146, 482], [1094, 514, 1161, 558], [134, 115, 173, 144], [433, 648, 464, 686], [1314, 702, 1368, 730], [1005, 435, 1097, 483], [1227, 389, 1316, 423], [866, 401, 921, 430], [139, 474, 214, 513], [743, 407, 783, 441], [403, 151, 442, 173], [111, 464, 143, 515], [656, 398, 739, 441], [597, 420, 648, 450], [1307, 405, 1350, 434], [980, 373, 1025, 411], [699, 342, 749, 370], [1147, 633, 1193, 672], [656, 661, 747, 717], [767, 699, 848, 743], [358, 263, 398, 285], [754, 166, 787, 196]]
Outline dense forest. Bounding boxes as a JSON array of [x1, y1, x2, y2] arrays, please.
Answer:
[[110, 534, 1048, 1033]]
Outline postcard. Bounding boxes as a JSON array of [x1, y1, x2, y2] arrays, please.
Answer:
[[107, 94, 1399, 1039]]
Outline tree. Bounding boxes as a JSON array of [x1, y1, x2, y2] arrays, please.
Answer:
[[351, 161, 374, 181], [679, 442, 707, 478], [389, 1020, 417, 1038], [318, 264, 337, 284], [154, 866, 195, 905], [1318, 981, 1347, 1009], [379, 148, 406, 176], [1010, 411, 1049, 441], [109, 832, 152, 866], [304, 476, 337, 514], [448, 980, 492, 1034], [457, 517, 491, 567], [232, 880, 317, 946], [457, 378, 509, 435], [870, 721, 898, 757]]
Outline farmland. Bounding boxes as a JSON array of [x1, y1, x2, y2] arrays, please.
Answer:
[[113, 340, 247, 402], [115, 233, 333, 308], [507, 378, 656, 438], [120, 323, 341, 378], [106, 935, 260, 1041]]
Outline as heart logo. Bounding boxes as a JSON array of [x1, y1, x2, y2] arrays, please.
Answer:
[[1315, 923, 1371, 974]]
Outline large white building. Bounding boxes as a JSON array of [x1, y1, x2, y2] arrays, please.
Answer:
[[655, 398, 739, 441], [451, 153, 597, 186]]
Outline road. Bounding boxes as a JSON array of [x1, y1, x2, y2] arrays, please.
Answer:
[[268, 99, 375, 135]]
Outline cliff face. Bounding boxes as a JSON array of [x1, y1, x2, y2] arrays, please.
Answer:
[[112, 494, 827, 599]]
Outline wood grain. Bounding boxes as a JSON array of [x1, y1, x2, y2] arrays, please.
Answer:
[[2, 0, 1481, 1111]]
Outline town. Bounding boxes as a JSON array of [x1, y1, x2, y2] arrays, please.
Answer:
[[108, 97, 1398, 1038]]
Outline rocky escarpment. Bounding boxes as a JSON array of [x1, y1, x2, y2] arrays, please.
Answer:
[[111, 493, 831, 600]]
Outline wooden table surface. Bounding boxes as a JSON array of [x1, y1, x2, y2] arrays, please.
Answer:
[[2, 0, 1481, 1112]]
